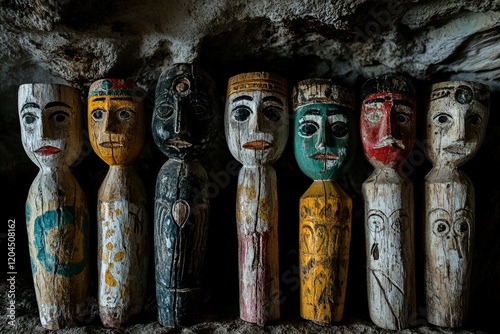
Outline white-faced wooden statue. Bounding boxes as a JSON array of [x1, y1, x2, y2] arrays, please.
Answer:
[[225, 72, 289, 326], [360, 75, 417, 330], [424, 81, 490, 328], [19, 83, 89, 329], [292, 78, 356, 325], [88, 78, 149, 328]]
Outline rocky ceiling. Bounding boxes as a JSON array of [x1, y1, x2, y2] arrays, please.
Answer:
[[1, 0, 500, 333]]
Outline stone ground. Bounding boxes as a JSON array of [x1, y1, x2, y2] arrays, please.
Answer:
[[0, 272, 492, 334]]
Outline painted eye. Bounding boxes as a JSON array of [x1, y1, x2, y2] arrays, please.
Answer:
[[263, 106, 281, 122], [91, 109, 104, 121], [331, 121, 348, 138], [433, 113, 452, 125], [298, 121, 318, 137], [233, 106, 251, 122], [117, 108, 132, 121], [368, 214, 384, 232], [394, 112, 410, 124], [453, 219, 469, 236], [366, 110, 382, 123], [191, 102, 209, 120], [467, 114, 482, 126], [155, 104, 174, 120], [49, 110, 69, 123], [432, 219, 450, 236], [23, 113, 37, 125]]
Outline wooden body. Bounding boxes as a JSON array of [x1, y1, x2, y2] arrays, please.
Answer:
[[423, 81, 489, 327], [236, 165, 280, 325], [360, 75, 417, 330], [88, 78, 149, 327], [152, 63, 221, 327], [299, 180, 351, 323], [225, 72, 289, 325], [18, 83, 89, 329], [292, 79, 356, 324], [362, 168, 416, 329]]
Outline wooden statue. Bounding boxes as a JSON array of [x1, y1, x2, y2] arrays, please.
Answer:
[[88, 79, 149, 327], [225, 72, 288, 326], [152, 63, 222, 327], [424, 81, 490, 327], [292, 79, 355, 325], [360, 75, 417, 330], [18, 83, 89, 329]]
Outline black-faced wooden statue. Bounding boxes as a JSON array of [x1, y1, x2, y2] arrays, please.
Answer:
[[19, 83, 89, 329], [360, 75, 417, 330], [225, 72, 289, 326], [88, 79, 149, 327], [152, 63, 222, 327], [292, 78, 356, 325], [424, 81, 490, 327]]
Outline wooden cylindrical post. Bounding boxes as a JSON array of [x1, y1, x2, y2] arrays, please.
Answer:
[[292, 79, 355, 324], [360, 75, 417, 330], [152, 63, 222, 327], [225, 72, 289, 326], [424, 81, 490, 327], [88, 79, 149, 327], [18, 83, 89, 329]]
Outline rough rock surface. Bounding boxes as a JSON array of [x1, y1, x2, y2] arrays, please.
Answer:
[[1, 1, 499, 333]]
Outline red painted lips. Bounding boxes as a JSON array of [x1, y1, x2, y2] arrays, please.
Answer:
[[243, 140, 272, 150], [311, 152, 338, 161], [35, 146, 61, 156]]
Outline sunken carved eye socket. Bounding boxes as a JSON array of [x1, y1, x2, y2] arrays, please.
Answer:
[[365, 110, 382, 123], [174, 77, 191, 94], [117, 108, 132, 121], [433, 219, 450, 236], [298, 121, 318, 137], [394, 112, 410, 125], [263, 106, 281, 122], [367, 214, 385, 232], [232, 106, 251, 122], [330, 121, 348, 138], [454, 219, 469, 236], [455, 85, 473, 104], [91, 109, 105, 121], [155, 104, 174, 120], [50, 110, 69, 123], [191, 103, 209, 120], [23, 113, 38, 125], [468, 113, 482, 126]]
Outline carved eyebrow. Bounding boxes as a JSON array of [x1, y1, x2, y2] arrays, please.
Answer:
[[45, 101, 71, 109], [233, 95, 253, 103], [262, 96, 283, 105], [111, 97, 134, 102], [303, 109, 321, 116], [364, 97, 385, 104], [91, 97, 106, 102], [21, 102, 40, 111], [393, 99, 414, 109]]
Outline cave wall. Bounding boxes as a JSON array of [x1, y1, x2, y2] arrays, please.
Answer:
[[1, 0, 499, 332]]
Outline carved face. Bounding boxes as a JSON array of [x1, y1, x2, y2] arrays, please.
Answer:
[[360, 91, 416, 169], [294, 102, 355, 180], [425, 81, 489, 167], [88, 79, 146, 166], [152, 63, 221, 159], [18, 84, 82, 169], [225, 72, 289, 166]]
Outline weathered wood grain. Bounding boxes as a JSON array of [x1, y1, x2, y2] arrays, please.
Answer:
[[360, 75, 417, 330], [88, 78, 149, 327], [152, 63, 222, 327], [225, 72, 289, 325], [424, 81, 490, 327], [292, 79, 355, 324], [18, 83, 89, 329]]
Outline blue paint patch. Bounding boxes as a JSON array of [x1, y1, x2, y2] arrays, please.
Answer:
[[25, 203, 37, 275], [34, 206, 88, 277]]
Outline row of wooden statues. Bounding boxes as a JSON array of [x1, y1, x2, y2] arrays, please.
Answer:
[[18, 64, 490, 330]]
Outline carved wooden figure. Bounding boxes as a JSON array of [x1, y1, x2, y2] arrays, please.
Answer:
[[292, 79, 355, 324], [152, 63, 221, 327], [360, 75, 417, 330], [424, 81, 489, 327], [225, 72, 288, 325], [18, 83, 89, 329], [88, 79, 149, 327]]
